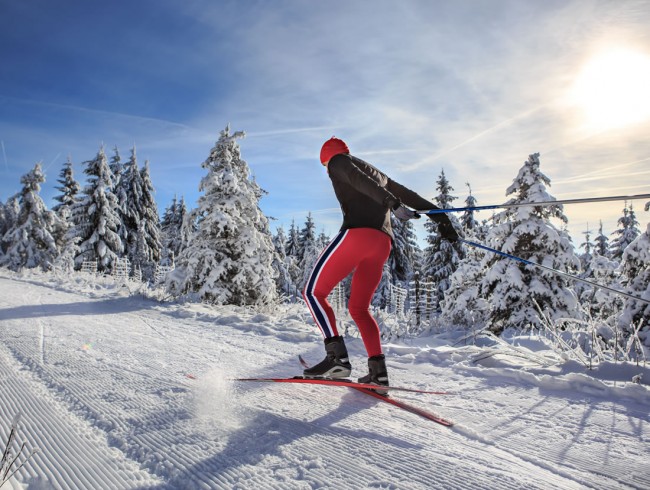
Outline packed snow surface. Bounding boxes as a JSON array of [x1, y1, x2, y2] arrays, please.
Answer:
[[0, 269, 649, 489]]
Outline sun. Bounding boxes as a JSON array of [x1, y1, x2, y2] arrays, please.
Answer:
[[571, 47, 650, 131]]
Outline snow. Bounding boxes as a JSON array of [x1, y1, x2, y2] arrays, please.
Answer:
[[1, 268, 649, 490]]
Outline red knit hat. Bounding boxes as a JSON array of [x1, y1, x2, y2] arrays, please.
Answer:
[[320, 137, 349, 164]]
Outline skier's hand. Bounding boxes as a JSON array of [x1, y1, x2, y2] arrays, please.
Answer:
[[434, 218, 460, 242], [392, 204, 421, 221]]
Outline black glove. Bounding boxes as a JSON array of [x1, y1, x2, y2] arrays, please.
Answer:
[[433, 217, 459, 242], [392, 204, 421, 221]]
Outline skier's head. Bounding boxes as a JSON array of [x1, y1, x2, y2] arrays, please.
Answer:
[[320, 137, 349, 165]]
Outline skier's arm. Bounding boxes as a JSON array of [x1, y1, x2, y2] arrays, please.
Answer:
[[328, 155, 398, 208], [386, 178, 458, 240], [386, 178, 439, 214]]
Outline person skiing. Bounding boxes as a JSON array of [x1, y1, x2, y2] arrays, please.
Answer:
[[302, 137, 459, 392]]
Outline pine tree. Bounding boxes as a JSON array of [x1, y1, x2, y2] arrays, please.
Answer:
[[618, 222, 650, 336], [120, 146, 143, 267], [160, 195, 187, 265], [578, 252, 623, 322], [109, 146, 123, 193], [1, 164, 66, 271], [134, 160, 162, 280], [284, 219, 302, 289], [0, 197, 19, 255], [52, 156, 81, 219], [478, 153, 581, 333], [272, 225, 294, 297], [460, 183, 479, 233], [298, 212, 320, 288], [610, 203, 640, 261], [422, 169, 464, 307], [594, 220, 609, 257], [70, 146, 123, 271], [166, 125, 277, 305], [578, 224, 595, 270]]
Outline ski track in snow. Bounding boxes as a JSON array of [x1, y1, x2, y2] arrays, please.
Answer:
[[0, 271, 649, 489]]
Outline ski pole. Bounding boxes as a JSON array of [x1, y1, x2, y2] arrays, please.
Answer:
[[419, 193, 650, 215], [461, 239, 650, 305]]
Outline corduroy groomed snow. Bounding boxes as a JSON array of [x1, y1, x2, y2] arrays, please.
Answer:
[[320, 137, 349, 164]]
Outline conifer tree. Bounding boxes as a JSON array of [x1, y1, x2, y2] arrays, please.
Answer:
[[52, 156, 81, 219], [0, 197, 19, 255], [422, 169, 464, 307], [160, 195, 187, 264], [109, 146, 123, 193], [298, 212, 320, 288], [460, 183, 479, 233], [1, 164, 66, 270], [70, 146, 123, 271], [167, 125, 276, 305], [120, 146, 143, 266], [618, 222, 650, 335], [610, 203, 640, 261], [284, 219, 302, 289], [135, 160, 162, 279], [594, 220, 609, 257], [272, 225, 294, 296], [578, 224, 595, 270], [477, 153, 581, 333]]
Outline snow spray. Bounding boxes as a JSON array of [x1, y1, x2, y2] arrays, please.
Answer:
[[192, 366, 245, 434]]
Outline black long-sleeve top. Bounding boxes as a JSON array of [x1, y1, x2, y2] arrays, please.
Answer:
[[327, 153, 448, 241]]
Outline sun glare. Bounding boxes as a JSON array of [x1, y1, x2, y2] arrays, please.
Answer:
[[571, 48, 650, 131]]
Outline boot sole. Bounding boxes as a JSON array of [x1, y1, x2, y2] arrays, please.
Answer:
[[303, 366, 352, 378]]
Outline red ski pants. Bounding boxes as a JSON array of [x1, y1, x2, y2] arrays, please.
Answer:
[[303, 228, 391, 358]]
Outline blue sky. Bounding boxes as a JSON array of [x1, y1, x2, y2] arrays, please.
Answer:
[[1, 0, 650, 246]]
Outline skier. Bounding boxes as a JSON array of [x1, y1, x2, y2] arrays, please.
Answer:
[[302, 137, 459, 392]]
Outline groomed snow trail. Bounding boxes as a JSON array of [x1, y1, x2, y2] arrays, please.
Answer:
[[0, 272, 649, 489]]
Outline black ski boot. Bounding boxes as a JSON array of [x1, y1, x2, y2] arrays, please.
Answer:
[[303, 336, 352, 378], [358, 354, 389, 395]]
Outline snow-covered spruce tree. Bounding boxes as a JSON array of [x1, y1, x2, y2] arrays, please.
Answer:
[[272, 225, 294, 297], [610, 202, 640, 261], [618, 222, 650, 340], [135, 160, 162, 280], [578, 224, 595, 270], [578, 251, 623, 324], [478, 153, 581, 333], [594, 220, 610, 257], [119, 147, 142, 267], [160, 195, 187, 265], [70, 146, 123, 271], [422, 169, 464, 308], [0, 197, 19, 255], [1, 164, 66, 271], [52, 156, 81, 219], [166, 126, 276, 305], [284, 219, 302, 286], [441, 192, 490, 327], [109, 146, 123, 191], [298, 212, 321, 289], [460, 183, 480, 233]]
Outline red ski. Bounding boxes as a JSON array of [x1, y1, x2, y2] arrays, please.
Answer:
[[352, 387, 454, 426], [234, 376, 449, 395]]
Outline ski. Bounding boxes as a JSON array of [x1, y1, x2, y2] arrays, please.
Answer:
[[235, 376, 449, 395], [237, 376, 454, 426], [353, 387, 454, 426]]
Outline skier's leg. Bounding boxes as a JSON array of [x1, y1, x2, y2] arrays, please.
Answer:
[[302, 230, 359, 377], [347, 229, 391, 358], [303, 230, 357, 338]]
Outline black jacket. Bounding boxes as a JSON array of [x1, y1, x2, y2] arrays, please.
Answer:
[[327, 153, 447, 240]]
